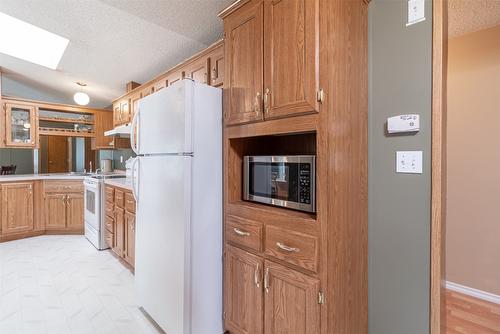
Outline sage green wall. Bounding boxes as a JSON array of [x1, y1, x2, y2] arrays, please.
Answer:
[[368, 1, 432, 333]]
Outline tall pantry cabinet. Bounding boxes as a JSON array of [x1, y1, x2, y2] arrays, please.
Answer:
[[220, 0, 369, 333]]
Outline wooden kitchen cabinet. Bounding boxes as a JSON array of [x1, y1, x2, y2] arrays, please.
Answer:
[[208, 45, 224, 87], [44, 181, 84, 232], [1, 182, 34, 235], [4, 103, 37, 147], [222, 0, 320, 125], [105, 185, 136, 269], [264, 260, 320, 334], [66, 193, 84, 229], [263, 0, 320, 119], [224, 245, 264, 334], [124, 211, 136, 266], [184, 57, 209, 85], [129, 91, 142, 121], [113, 98, 131, 127], [92, 110, 114, 149], [44, 193, 67, 229], [113, 206, 125, 256], [166, 70, 183, 87], [223, 0, 264, 125]]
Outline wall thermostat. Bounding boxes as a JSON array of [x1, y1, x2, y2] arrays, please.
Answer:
[[387, 114, 420, 134]]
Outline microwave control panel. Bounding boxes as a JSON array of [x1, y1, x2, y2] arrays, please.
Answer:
[[299, 163, 312, 204]]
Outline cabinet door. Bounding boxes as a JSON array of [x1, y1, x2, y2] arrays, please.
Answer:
[[130, 92, 141, 122], [113, 102, 121, 127], [209, 45, 224, 87], [224, 0, 264, 125], [264, 261, 320, 334], [5, 103, 37, 147], [224, 245, 264, 334], [1, 182, 34, 234], [166, 71, 183, 87], [263, 0, 320, 119], [124, 212, 135, 266], [141, 85, 154, 98], [154, 76, 168, 92], [113, 206, 125, 256], [185, 57, 209, 84], [44, 193, 67, 229], [66, 193, 84, 230], [120, 99, 130, 124]]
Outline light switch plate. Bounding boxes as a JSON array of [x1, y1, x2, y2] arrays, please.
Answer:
[[407, 0, 425, 26], [396, 151, 423, 174]]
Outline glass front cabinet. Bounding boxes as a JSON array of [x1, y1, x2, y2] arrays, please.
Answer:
[[5, 103, 37, 147]]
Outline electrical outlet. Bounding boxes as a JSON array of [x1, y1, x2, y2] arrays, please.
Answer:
[[396, 151, 423, 174], [120, 155, 123, 163]]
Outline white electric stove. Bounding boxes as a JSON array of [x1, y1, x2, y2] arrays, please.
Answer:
[[84, 173, 126, 250]]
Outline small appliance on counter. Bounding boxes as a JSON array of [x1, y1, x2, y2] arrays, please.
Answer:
[[100, 159, 113, 173]]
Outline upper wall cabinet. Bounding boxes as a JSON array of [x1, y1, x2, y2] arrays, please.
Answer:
[[111, 40, 224, 126], [184, 57, 209, 85], [224, 0, 264, 125], [263, 0, 320, 119], [4, 103, 37, 148], [223, 0, 320, 125], [208, 45, 224, 88]]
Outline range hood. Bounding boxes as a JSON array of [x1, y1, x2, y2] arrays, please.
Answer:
[[104, 123, 131, 137]]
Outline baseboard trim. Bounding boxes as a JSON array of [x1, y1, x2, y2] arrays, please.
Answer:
[[446, 281, 500, 305]]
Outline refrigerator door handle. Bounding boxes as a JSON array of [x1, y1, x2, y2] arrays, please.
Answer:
[[130, 108, 140, 155], [131, 157, 140, 202]]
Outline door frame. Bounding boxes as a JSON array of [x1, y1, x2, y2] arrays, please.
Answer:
[[430, 0, 447, 333]]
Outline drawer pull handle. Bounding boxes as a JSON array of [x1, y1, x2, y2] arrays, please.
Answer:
[[276, 242, 300, 253], [233, 228, 250, 237]]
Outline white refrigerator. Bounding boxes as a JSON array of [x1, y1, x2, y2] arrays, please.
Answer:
[[130, 79, 222, 334]]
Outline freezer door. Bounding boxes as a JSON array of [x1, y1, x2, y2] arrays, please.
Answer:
[[135, 80, 193, 155], [135, 155, 191, 334]]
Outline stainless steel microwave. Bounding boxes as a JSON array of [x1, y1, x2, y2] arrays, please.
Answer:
[[243, 155, 316, 213]]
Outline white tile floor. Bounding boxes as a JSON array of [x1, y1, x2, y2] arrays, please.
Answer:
[[0, 235, 162, 334]]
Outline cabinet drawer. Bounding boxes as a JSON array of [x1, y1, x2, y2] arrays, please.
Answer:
[[264, 225, 319, 272], [225, 215, 262, 252], [105, 215, 114, 233], [125, 192, 135, 213], [105, 186, 114, 203], [115, 189, 124, 208], [44, 181, 83, 193], [105, 202, 114, 218], [105, 229, 114, 248]]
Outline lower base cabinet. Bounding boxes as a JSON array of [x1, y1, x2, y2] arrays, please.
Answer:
[[224, 244, 321, 334], [105, 185, 136, 268], [44, 181, 84, 232], [224, 245, 264, 334], [1, 182, 34, 235]]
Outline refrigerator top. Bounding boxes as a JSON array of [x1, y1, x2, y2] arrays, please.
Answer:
[[132, 79, 222, 156]]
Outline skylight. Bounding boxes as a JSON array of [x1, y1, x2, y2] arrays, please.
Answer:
[[0, 12, 69, 70]]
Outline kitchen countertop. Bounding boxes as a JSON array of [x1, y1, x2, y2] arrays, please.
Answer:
[[0, 173, 88, 182], [104, 178, 133, 191]]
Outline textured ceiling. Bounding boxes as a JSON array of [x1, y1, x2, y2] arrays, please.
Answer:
[[0, 0, 233, 108], [449, 0, 500, 38]]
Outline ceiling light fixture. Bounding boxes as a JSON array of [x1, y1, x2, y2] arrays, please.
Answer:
[[74, 92, 90, 106], [0, 12, 69, 69]]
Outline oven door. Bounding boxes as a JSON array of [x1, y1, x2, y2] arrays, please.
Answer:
[[84, 179, 101, 231], [243, 156, 315, 212]]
